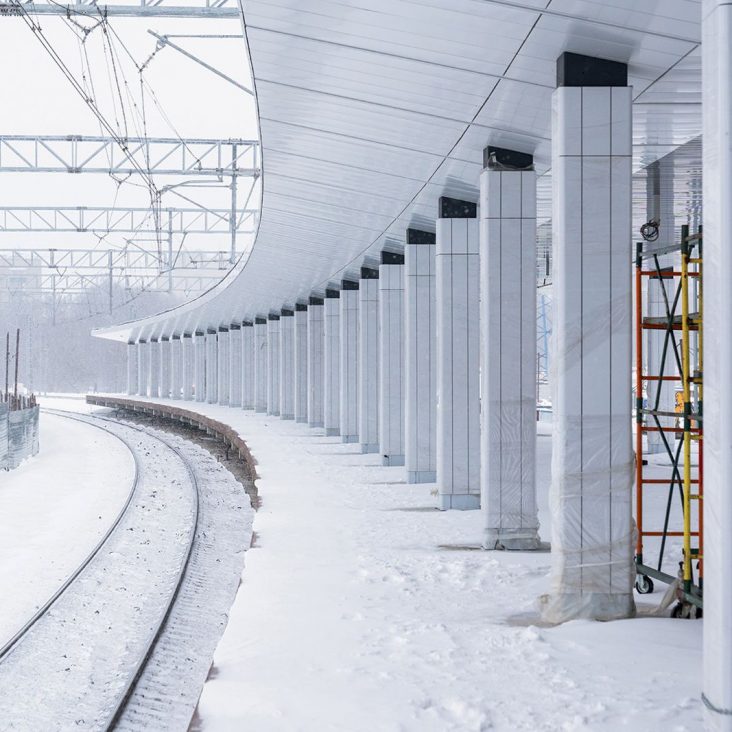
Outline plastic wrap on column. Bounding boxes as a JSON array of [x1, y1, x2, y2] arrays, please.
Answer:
[[126, 342, 138, 395], [229, 326, 242, 407], [703, 3, 732, 725], [359, 271, 379, 453], [148, 339, 160, 398], [170, 336, 181, 399], [266, 316, 280, 416], [324, 291, 340, 436], [307, 298, 325, 427], [543, 67, 634, 623], [294, 305, 308, 423], [405, 230, 437, 483], [136, 341, 147, 396], [436, 205, 480, 509], [480, 161, 541, 549], [241, 322, 255, 409], [159, 338, 171, 398], [280, 310, 295, 419], [254, 319, 267, 412], [205, 330, 218, 404], [194, 334, 205, 402], [181, 335, 193, 400], [217, 328, 230, 406], [340, 283, 359, 442], [379, 254, 405, 466]]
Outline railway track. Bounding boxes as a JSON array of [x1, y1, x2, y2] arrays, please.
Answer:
[[0, 409, 223, 730]]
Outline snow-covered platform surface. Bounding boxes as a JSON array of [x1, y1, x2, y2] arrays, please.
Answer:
[[90, 395, 701, 731]]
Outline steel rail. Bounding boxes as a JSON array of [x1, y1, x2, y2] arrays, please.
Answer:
[[0, 408, 141, 662]]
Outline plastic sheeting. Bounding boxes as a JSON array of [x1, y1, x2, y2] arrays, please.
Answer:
[[541, 85, 635, 623], [2, 406, 39, 471]]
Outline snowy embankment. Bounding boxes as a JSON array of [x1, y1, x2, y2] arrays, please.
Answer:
[[0, 408, 133, 644], [84, 396, 703, 732]]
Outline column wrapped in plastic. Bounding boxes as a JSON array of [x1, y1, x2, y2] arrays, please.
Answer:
[[7, 406, 39, 469], [480, 168, 540, 549], [542, 85, 635, 622]]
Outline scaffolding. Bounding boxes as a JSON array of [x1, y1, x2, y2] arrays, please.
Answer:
[[634, 224, 703, 614]]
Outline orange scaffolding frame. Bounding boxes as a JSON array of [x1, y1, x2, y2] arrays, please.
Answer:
[[634, 225, 703, 611]]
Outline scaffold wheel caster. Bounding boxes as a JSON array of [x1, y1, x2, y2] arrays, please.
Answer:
[[635, 575, 654, 594]]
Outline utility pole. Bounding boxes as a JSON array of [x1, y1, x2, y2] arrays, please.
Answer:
[[13, 327, 19, 405], [230, 142, 238, 264], [108, 250, 114, 315], [168, 209, 173, 293], [4, 331, 8, 402]]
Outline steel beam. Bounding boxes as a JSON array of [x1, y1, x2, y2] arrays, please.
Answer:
[[0, 1, 239, 18]]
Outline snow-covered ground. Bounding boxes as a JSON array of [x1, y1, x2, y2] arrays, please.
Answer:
[[0, 407, 133, 645], [86, 395, 702, 732]]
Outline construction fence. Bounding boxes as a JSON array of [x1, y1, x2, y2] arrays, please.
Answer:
[[0, 402, 40, 470]]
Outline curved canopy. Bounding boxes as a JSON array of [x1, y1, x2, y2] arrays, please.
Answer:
[[95, 0, 701, 343]]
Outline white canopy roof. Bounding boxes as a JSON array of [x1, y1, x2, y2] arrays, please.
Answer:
[[94, 0, 702, 342]]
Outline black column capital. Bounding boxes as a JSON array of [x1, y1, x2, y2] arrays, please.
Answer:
[[242, 321, 253, 327], [281, 308, 294, 316], [295, 303, 308, 312], [360, 267, 379, 279], [556, 52, 628, 87], [483, 146, 534, 171], [325, 288, 340, 299], [268, 313, 280, 321], [439, 196, 477, 219], [381, 250, 405, 265], [309, 296, 324, 306], [341, 280, 359, 290], [255, 317, 266, 325], [406, 228, 436, 245]]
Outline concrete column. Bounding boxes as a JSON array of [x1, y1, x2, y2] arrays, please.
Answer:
[[379, 252, 405, 466], [205, 330, 218, 404], [294, 304, 308, 423], [358, 268, 379, 453], [340, 281, 359, 442], [181, 334, 193, 400], [241, 322, 255, 409], [703, 4, 732, 724], [229, 325, 242, 407], [136, 341, 147, 396], [254, 318, 268, 412], [307, 297, 325, 428], [543, 52, 634, 623], [148, 338, 160, 398], [436, 197, 480, 510], [126, 342, 138, 395], [194, 332, 206, 402], [170, 335, 182, 399], [480, 147, 541, 549], [405, 228, 437, 483], [266, 315, 280, 416], [324, 290, 341, 436], [217, 328, 230, 406], [159, 339, 171, 398], [279, 309, 295, 419]]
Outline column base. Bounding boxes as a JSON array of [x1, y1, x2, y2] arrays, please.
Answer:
[[325, 427, 340, 437], [540, 592, 635, 624], [255, 406, 267, 413], [296, 417, 308, 424], [381, 454, 405, 466], [360, 443, 379, 454], [308, 421, 324, 429], [407, 470, 436, 484], [438, 494, 480, 511], [342, 434, 358, 444], [230, 400, 242, 408], [483, 527, 543, 551], [280, 413, 294, 420], [267, 410, 280, 417]]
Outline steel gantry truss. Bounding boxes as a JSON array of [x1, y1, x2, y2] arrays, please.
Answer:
[[0, 0, 240, 18], [0, 206, 257, 235], [0, 135, 259, 178]]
